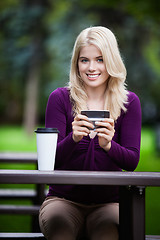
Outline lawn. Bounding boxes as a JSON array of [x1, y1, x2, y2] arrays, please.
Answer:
[[0, 125, 37, 152], [0, 125, 160, 234]]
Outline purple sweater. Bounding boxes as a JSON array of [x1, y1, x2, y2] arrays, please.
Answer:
[[46, 87, 141, 204]]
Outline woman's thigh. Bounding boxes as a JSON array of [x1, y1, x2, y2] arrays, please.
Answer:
[[86, 203, 119, 240], [39, 197, 84, 240]]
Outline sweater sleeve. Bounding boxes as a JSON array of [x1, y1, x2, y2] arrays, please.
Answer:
[[107, 92, 142, 171], [45, 88, 78, 168]]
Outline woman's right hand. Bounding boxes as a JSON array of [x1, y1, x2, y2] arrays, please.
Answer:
[[72, 114, 94, 142]]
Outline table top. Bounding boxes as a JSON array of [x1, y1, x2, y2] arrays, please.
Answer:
[[0, 170, 160, 186]]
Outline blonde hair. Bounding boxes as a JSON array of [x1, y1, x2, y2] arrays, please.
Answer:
[[68, 26, 128, 120]]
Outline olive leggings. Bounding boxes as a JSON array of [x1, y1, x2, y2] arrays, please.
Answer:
[[39, 197, 119, 240]]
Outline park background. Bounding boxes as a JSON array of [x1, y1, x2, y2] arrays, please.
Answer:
[[0, 0, 160, 235]]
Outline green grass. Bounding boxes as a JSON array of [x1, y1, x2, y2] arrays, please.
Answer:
[[0, 125, 37, 152], [0, 199, 33, 232], [0, 125, 160, 234], [136, 127, 160, 172]]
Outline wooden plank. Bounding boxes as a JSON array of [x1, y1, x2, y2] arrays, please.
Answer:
[[0, 170, 160, 186], [146, 236, 160, 240], [0, 233, 159, 240], [0, 189, 36, 198], [0, 189, 47, 199], [0, 205, 40, 214], [0, 232, 45, 239], [0, 152, 37, 163]]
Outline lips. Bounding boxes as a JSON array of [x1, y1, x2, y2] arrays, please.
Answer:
[[86, 74, 100, 79]]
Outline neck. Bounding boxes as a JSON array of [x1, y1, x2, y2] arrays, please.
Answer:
[[86, 89, 105, 110], [86, 86, 106, 100]]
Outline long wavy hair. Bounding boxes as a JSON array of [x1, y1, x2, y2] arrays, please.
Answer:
[[68, 26, 128, 120]]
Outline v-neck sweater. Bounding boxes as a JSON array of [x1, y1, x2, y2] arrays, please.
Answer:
[[45, 87, 141, 204]]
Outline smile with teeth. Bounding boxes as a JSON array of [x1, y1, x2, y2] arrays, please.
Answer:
[[87, 74, 100, 78]]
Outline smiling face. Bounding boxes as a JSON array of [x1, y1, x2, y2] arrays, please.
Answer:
[[78, 45, 109, 91]]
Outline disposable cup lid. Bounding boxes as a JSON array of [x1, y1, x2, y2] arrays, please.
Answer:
[[35, 128, 59, 133]]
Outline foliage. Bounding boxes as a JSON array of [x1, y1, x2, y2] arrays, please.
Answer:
[[0, 0, 160, 127], [0, 0, 48, 124], [80, 0, 160, 123], [43, 0, 97, 91]]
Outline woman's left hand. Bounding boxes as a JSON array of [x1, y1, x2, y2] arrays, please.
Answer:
[[95, 118, 115, 152]]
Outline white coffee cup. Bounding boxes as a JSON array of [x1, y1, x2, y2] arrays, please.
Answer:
[[35, 128, 59, 171]]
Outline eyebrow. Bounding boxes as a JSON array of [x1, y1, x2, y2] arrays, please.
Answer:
[[79, 56, 103, 59]]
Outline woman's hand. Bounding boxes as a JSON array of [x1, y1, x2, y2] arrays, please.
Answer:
[[95, 118, 115, 152], [72, 114, 94, 142]]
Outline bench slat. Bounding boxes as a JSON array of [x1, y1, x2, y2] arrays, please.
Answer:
[[0, 233, 45, 239], [146, 235, 160, 240], [0, 189, 36, 199], [0, 152, 37, 164], [0, 205, 40, 214], [146, 237, 160, 240], [0, 233, 159, 240], [0, 189, 47, 199]]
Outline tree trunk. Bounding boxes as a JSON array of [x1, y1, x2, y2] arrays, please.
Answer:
[[23, 57, 39, 136], [23, 0, 49, 136]]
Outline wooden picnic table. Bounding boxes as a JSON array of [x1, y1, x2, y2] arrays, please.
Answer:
[[0, 169, 160, 240]]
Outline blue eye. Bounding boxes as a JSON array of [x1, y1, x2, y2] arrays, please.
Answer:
[[81, 59, 88, 63], [97, 58, 103, 62]]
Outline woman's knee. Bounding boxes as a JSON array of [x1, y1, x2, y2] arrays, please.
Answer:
[[39, 197, 84, 240], [86, 203, 119, 240], [90, 223, 119, 240], [87, 203, 119, 228]]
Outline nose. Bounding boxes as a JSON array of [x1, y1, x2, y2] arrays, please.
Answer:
[[88, 61, 96, 72]]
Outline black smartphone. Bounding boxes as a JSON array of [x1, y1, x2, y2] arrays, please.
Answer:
[[81, 110, 110, 129], [81, 110, 110, 119]]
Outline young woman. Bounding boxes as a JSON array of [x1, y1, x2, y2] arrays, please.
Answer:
[[39, 26, 141, 240]]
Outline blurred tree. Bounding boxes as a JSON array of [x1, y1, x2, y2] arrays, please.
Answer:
[[44, 0, 97, 90], [22, 0, 49, 135], [0, 0, 49, 135], [80, 0, 160, 123], [0, 0, 160, 129]]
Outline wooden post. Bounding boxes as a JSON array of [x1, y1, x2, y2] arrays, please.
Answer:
[[119, 186, 145, 240]]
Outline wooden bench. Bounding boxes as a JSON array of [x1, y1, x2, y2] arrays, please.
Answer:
[[0, 153, 46, 232], [0, 233, 159, 240], [0, 170, 160, 240], [0, 152, 46, 204]]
